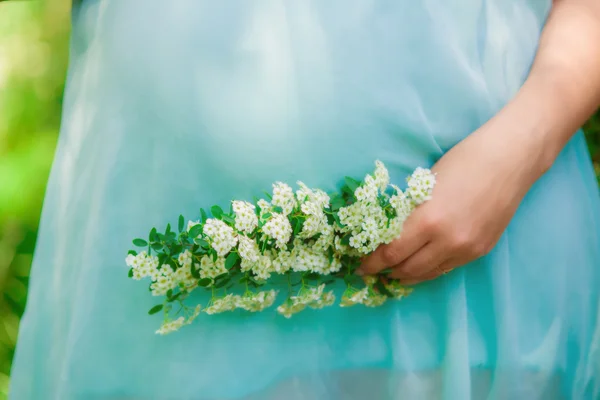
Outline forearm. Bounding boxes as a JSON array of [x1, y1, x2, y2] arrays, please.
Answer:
[[481, 0, 600, 179]]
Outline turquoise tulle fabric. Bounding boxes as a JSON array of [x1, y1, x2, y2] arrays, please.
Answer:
[[10, 1, 600, 399]]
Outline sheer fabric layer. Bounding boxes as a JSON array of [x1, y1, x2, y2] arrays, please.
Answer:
[[11, 1, 600, 399]]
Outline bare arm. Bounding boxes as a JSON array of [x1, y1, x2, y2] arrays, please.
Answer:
[[496, 0, 600, 177], [360, 0, 600, 281]]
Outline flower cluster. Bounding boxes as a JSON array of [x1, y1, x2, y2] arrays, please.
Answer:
[[126, 161, 436, 334]]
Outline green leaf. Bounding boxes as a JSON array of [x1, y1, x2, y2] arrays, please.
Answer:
[[293, 217, 303, 236], [166, 289, 173, 298], [222, 215, 235, 225], [248, 276, 266, 287], [194, 238, 209, 248], [166, 232, 177, 242], [158, 253, 168, 264], [375, 280, 394, 297], [148, 304, 163, 315], [211, 205, 224, 219], [128, 268, 134, 278], [341, 233, 351, 246], [127, 250, 138, 256], [331, 196, 346, 211], [272, 205, 283, 213], [166, 223, 172, 234], [344, 176, 361, 192], [304, 272, 320, 281], [178, 215, 184, 232], [225, 252, 240, 270], [211, 250, 218, 262], [198, 278, 212, 287], [214, 272, 229, 281], [133, 238, 148, 247], [327, 249, 334, 264], [263, 191, 273, 200], [215, 277, 231, 288], [149, 228, 158, 242], [191, 263, 200, 279], [200, 208, 208, 223], [168, 292, 182, 302], [254, 198, 262, 215], [188, 224, 203, 238], [343, 274, 361, 286], [262, 213, 272, 219], [151, 242, 163, 251], [380, 268, 394, 275]]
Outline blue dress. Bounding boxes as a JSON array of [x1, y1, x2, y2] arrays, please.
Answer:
[[11, 1, 600, 399]]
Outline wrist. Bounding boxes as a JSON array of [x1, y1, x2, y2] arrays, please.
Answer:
[[480, 70, 578, 180]]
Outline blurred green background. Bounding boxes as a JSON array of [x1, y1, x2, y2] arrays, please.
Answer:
[[0, 1, 598, 398]]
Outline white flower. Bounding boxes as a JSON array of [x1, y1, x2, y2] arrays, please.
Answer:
[[132, 160, 435, 331], [406, 167, 436, 205], [238, 235, 260, 262], [385, 280, 413, 299], [262, 213, 293, 249], [363, 291, 387, 307], [291, 243, 339, 275], [390, 185, 414, 220], [277, 284, 335, 317], [126, 251, 160, 281], [235, 290, 278, 312], [251, 255, 274, 280], [199, 256, 227, 280], [150, 274, 176, 296], [257, 199, 271, 216], [203, 218, 238, 256], [155, 316, 186, 335], [272, 250, 294, 274], [232, 201, 258, 234], [296, 182, 330, 209], [373, 160, 390, 192], [340, 287, 369, 307], [186, 304, 203, 324], [177, 250, 193, 268], [205, 294, 237, 315], [309, 290, 336, 309], [272, 182, 296, 215], [354, 175, 378, 204], [379, 217, 404, 244], [125, 254, 136, 267], [175, 266, 198, 292], [155, 304, 203, 335], [313, 224, 334, 251]]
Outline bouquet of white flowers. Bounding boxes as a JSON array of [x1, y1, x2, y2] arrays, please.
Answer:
[[126, 161, 436, 334]]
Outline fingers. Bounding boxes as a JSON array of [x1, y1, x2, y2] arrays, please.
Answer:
[[399, 258, 463, 285], [389, 241, 445, 279], [358, 231, 428, 275], [399, 270, 440, 286]]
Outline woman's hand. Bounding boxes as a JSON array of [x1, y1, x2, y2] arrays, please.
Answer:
[[358, 124, 545, 284], [359, 0, 600, 285]]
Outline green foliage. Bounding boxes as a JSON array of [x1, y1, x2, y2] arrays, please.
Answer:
[[0, 0, 70, 397]]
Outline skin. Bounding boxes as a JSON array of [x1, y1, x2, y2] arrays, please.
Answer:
[[359, 0, 600, 284]]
